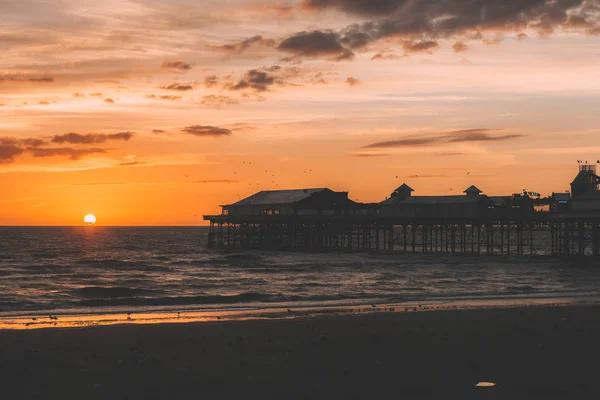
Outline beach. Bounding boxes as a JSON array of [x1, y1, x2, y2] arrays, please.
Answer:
[[2, 305, 599, 399]]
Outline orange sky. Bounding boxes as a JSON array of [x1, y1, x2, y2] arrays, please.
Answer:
[[1, 0, 600, 225]]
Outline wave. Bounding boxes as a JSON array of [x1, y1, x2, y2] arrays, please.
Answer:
[[75, 259, 171, 272], [73, 286, 166, 299], [74, 292, 384, 308]]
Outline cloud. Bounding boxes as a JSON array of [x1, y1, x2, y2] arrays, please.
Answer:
[[72, 92, 85, 98], [346, 77, 361, 86], [152, 129, 166, 134], [452, 41, 469, 53], [0, 76, 54, 84], [402, 40, 439, 54], [159, 95, 181, 101], [0, 144, 24, 163], [117, 161, 146, 167], [210, 35, 275, 54], [299, 0, 599, 52], [227, 69, 276, 92], [51, 132, 134, 145], [181, 125, 232, 137], [204, 75, 218, 88], [278, 30, 354, 61], [89, 92, 103, 97], [199, 95, 239, 108], [162, 61, 192, 72], [27, 147, 107, 160], [363, 129, 524, 149], [104, 98, 115, 103], [350, 153, 388, 157], [371, 52, 403, 60], [159, 83, 194, 91]]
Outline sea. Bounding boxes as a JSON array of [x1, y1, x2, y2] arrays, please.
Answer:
[[1, 226, 600, 318]]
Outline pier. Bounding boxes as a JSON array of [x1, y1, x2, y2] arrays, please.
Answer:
[[204, 165, 600, 257], [205, 215, 600, 256]]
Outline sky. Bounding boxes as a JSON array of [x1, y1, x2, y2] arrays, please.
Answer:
[[1, 0, 600, 225]]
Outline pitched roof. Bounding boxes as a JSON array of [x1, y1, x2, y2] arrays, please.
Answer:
[[226, 188, 328, 206], [395, 183, 414, 192], [463, 185, 482, 194]]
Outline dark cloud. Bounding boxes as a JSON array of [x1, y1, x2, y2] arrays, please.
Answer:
[[21, 138, 46, 147], [90, 92, 103, 97], [199, 95, 239, 107], [363, 137, 441, 149], [447, 132, 524, 143], [452, 41, 470, 53], [117, 161, 145, 167], [162, 61, 193, 72], [0, 76, 54, 84], [210, 35, 275, 54], [104, 98, 115, 103], [152, 129, 166, 134], [158, 95, 181, 101], [27, 147, 107, 160], [204, 75, 218, 88], [402, 40, 439, 54], [181, 125, 232, 137], [160, 83, 194, 91], [363, 129, 523, 149], [346, 77, 361, 86], [0, 136, 47, 156], [298, 0, 598, 52], [278, 30, 354, 61], [227, 69, 276, 92], [0, 144, 24, 163], [51, 132, 134, 145], [72, 92, 85, 98]]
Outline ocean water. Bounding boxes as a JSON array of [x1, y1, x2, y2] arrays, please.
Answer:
[[1, 226, 599, 317]]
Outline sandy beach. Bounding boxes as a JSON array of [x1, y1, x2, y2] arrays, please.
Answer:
[[2, 305, 599, 399]]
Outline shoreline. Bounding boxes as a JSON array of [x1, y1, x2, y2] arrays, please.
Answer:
[[2, 304, 599, 399], [3, 294, 600, 330]]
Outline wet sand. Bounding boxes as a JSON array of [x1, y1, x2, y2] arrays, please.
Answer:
[[1, 305, 599, 399]]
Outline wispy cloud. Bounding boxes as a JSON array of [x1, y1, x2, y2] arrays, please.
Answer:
[[182, 125, 232, 137], [363, 129, 524, 149]]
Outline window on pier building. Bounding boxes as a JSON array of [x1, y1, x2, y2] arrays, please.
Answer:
[[262, 209, 280, 216]]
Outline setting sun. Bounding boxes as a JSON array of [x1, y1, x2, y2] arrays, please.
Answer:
[[84, 214, 97, 225]]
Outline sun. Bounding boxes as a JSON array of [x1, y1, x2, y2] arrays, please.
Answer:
[[84, 214, 97, 225]]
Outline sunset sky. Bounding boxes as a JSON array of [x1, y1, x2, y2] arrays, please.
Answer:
[[1, 0, 600, 225]]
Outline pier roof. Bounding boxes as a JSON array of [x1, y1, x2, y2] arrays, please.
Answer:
[[225, 188, 329, 207]]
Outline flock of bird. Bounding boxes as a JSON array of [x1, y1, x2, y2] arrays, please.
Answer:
[[184, 158, 598, 208]]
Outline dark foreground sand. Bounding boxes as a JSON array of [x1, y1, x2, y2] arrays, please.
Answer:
[[1, 306, 599, 400]]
